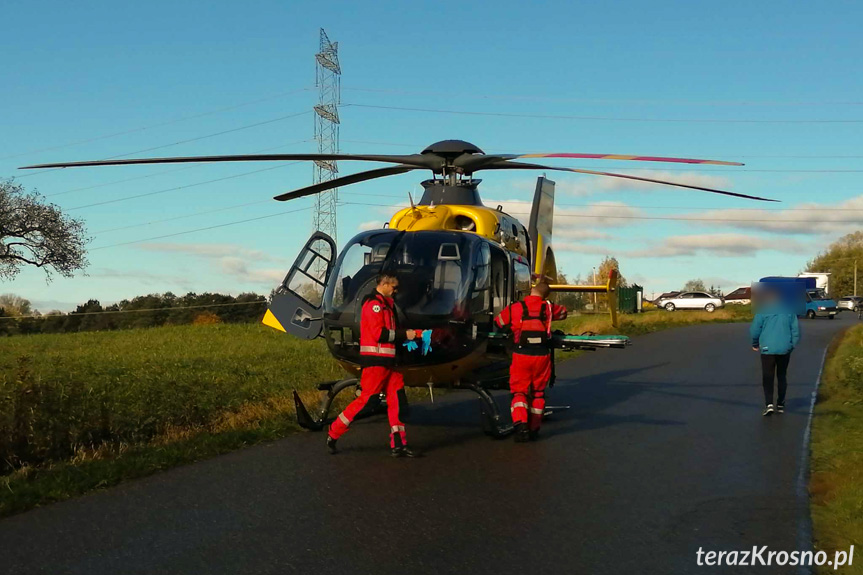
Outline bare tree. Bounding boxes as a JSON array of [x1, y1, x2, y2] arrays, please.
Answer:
[[0, 180, 89, 280]]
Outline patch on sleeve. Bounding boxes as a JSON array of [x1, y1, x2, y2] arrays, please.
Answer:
[[372, 304, 381, 313]]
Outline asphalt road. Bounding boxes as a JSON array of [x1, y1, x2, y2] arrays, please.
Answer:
[[0, 314, 852, 575]]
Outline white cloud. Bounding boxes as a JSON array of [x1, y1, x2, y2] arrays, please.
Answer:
[[589, 170, 732, 193], [488, 198, 645, 229], [504, 171, 732, 197], [137, 243, 289, 287], [677, 194, 863, 236], [139, 242, 288, 264], [553, 242, 616, 255], [554, 228, 612, 241], [358, 220, 384, 231], [219, 257, 285, 284], [91, 267, 197, 289], [626, 233, 809, 258]]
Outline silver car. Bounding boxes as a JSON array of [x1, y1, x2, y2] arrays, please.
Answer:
[[657, 291, 726, 313], [838, 296, 863, 311]]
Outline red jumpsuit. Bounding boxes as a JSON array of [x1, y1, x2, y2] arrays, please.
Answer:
[[495, 295, 567, 431], [328, 292, 409, 448]]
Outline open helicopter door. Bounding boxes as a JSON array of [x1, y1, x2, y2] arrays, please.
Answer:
[[262, 232, 336, 339], [528, 176, 556, 281]]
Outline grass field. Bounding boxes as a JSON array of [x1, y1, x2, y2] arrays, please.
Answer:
[[0, 306, 753, 517], [0, 324, 342, 516], [810, 324, 863, 575]]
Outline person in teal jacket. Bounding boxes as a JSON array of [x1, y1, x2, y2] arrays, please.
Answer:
[[749, 292, 800, 416]]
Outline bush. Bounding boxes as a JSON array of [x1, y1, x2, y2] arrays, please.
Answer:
[[192, 311, 222, 326]]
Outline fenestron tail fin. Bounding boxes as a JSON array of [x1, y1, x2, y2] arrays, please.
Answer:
[[528, 177, 556, 279]]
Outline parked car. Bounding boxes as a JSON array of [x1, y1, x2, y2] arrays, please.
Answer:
[[724, 286, 751, 305], [653, 291, 680, 306], [837, 296, 863, 312], [657, 291, 726, 312]]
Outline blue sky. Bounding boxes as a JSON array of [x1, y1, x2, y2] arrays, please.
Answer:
[[2, 0, 862, 310]]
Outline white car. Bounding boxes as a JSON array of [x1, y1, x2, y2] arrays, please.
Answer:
[[657, 291, 725, 313]]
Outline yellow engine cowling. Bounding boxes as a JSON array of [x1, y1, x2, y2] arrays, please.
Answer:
[[389, 205, 528, 258]]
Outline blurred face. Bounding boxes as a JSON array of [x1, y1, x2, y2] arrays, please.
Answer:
[[377, 278, 398, 297]]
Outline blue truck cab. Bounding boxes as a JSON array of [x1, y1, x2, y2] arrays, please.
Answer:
[[804, 288, 838, 319], [757, 276, 838, 319]]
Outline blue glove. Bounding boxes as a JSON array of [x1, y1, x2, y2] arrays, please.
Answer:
[[403, 339, 419, 352], [421, 329, 433, 355]]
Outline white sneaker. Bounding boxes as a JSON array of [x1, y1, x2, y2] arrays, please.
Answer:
[[762, 404, 774, 416]]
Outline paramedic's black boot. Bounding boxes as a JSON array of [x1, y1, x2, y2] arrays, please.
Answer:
[[514, 423, 530, 443], [391, 435, 421, 458], [529, 429, 540, 441], [400, 445, 421, 458], [326, 435, 338, 454]]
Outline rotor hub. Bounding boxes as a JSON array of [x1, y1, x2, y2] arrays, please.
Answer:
[[421, 140, 484, 159]]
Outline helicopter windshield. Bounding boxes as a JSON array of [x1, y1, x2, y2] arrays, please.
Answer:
[[323, 230, 488, 325]]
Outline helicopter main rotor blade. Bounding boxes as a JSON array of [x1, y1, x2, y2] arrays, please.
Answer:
[[479, 160, 779, 202], [20, 153, 438, 171], [505, 153, 742, 166], [273, 164, 420, 201], [457, 152, 743, 172]]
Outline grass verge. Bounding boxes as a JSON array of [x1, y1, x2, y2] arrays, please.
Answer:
[[556, 305, 753, 336], [810, 324, 863, 575]]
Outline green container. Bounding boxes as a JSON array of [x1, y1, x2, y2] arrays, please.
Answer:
[[618, 284, 644, 314]]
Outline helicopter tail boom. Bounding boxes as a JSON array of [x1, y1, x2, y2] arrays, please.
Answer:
[[548, 268, 620, 327]]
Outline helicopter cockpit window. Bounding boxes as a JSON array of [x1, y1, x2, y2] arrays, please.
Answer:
[[324, 230, 481, 323], [513, 259, 532, 301], [326, 230, 399, 313], [470, 243, 491, 314], [284, 238, 334, 308]]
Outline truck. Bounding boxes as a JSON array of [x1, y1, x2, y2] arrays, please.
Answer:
[[758, 276, 838, 319], [797, 272, 830, 294]]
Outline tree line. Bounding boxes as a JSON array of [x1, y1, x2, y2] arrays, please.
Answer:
[[0, 292, 267, 337]]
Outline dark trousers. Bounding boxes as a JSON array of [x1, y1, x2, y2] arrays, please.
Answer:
[[761, 353, 790, 406]]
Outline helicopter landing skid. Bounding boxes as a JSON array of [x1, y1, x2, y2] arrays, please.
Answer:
[[543, 405, 571, 418], [466, 383, 514, 439], [292, 378, 360, 431]]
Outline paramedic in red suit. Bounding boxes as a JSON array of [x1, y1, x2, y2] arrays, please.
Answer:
[[327, 273, 422, 457], [494, 281, 568, 442]]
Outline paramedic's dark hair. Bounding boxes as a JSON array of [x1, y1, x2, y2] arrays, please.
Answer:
[[376, 273, 398, 285]]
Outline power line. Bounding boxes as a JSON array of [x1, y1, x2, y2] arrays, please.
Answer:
[[344, 103, 863, 125], [1, 87, 312, 161], [342, 192, 863, 212], [340, 201, 863, 224], [0, 300, 268, 321], [14, 110, 312, 180], [46, 139, 312, 198], [93, 198, 277, 235], [89, 206, 313, 250], [343, 137, 863, 159], [342, 86, 863, 108], [67, 162, 299, 211]]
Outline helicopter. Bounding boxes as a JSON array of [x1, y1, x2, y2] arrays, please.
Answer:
[[22, 139, 776, 436]]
